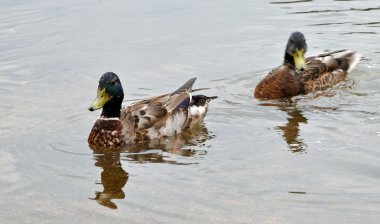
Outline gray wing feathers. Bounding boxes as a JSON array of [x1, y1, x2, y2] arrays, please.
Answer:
[[122, 77, 201, 132], [171, 77, 197, 95]]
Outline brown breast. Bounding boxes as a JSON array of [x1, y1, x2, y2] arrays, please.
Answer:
[[254, 65, 304, 99], [88, 118, 126, 148]]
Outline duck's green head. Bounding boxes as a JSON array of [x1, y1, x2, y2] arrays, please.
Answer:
[[88, 72, 124, 115], [285, 31, 308, 71]]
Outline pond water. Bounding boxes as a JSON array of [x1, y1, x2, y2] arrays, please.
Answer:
[[1, 0, 380, 223]]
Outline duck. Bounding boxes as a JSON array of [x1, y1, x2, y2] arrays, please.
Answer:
[[254, 31, 360, 99], [88, 72, 217, 148]]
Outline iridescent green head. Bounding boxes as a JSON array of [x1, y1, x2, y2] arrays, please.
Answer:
[[88, 72, 124, 117], [284, 31, 308, 71]]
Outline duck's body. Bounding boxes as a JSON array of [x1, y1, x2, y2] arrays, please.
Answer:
[[88, 73, 217, 149], [254, 32, 360, 99]]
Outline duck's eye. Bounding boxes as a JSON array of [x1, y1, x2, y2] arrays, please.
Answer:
[[110, 78, 118, 85]]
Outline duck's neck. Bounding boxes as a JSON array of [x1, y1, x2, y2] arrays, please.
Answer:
[[101, 100, 122, 118], [284, 53, 295, 68]]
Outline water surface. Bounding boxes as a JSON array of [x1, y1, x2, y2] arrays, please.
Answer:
[[1, 0, 380, 223]]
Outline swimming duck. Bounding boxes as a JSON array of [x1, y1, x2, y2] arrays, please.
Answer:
[[254, 31, 360, 99], [88, 72, 217, 148]]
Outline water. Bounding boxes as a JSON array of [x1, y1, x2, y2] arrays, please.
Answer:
[[1, 0, 380, 223]]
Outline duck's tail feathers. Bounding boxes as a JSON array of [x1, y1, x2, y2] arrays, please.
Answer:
[[206, 96, 218, 101], [171, 77, 197, 95], [342, 51, 361, 73], [190, 95, 218, 107], [191, 87, 210, 92], [319, 50, 360, 73]]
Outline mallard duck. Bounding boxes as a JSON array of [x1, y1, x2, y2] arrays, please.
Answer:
[[88, 72, 217, 148], [254, 31, 360, 99]]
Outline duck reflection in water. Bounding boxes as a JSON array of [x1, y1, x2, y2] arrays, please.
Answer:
[[124, 123, 214, 164], [90, 152, 128, 209], [89, 123, 214, 208], [260, 102, 308, 153], [90, 123, 214, 164], [276, 105, 308, 153]]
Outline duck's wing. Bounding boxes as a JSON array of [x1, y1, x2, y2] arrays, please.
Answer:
[[301, 51, 360, 93], [121, 78, 197, 131], [302, 49, 347, 81], [166, 77, 196, 112]]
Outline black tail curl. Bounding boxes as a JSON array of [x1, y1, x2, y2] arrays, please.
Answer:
[[191, 95, 218, 106]]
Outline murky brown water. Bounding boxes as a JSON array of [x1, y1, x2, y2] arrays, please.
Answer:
[[1, 0, 380, 223]]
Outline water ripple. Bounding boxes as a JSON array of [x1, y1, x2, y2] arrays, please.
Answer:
[[270, 0, 312, 4], [291, 6, 380, 14]]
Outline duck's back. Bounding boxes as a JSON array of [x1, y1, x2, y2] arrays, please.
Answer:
[[301, 51, 360, 93]]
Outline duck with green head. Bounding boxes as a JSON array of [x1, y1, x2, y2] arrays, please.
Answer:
[[254, 31, 360, 99], [88, 72, 217, 149]]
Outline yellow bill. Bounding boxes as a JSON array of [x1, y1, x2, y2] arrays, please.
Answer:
[[88, 88, 109, 111], [293, 48, 307, 71]]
